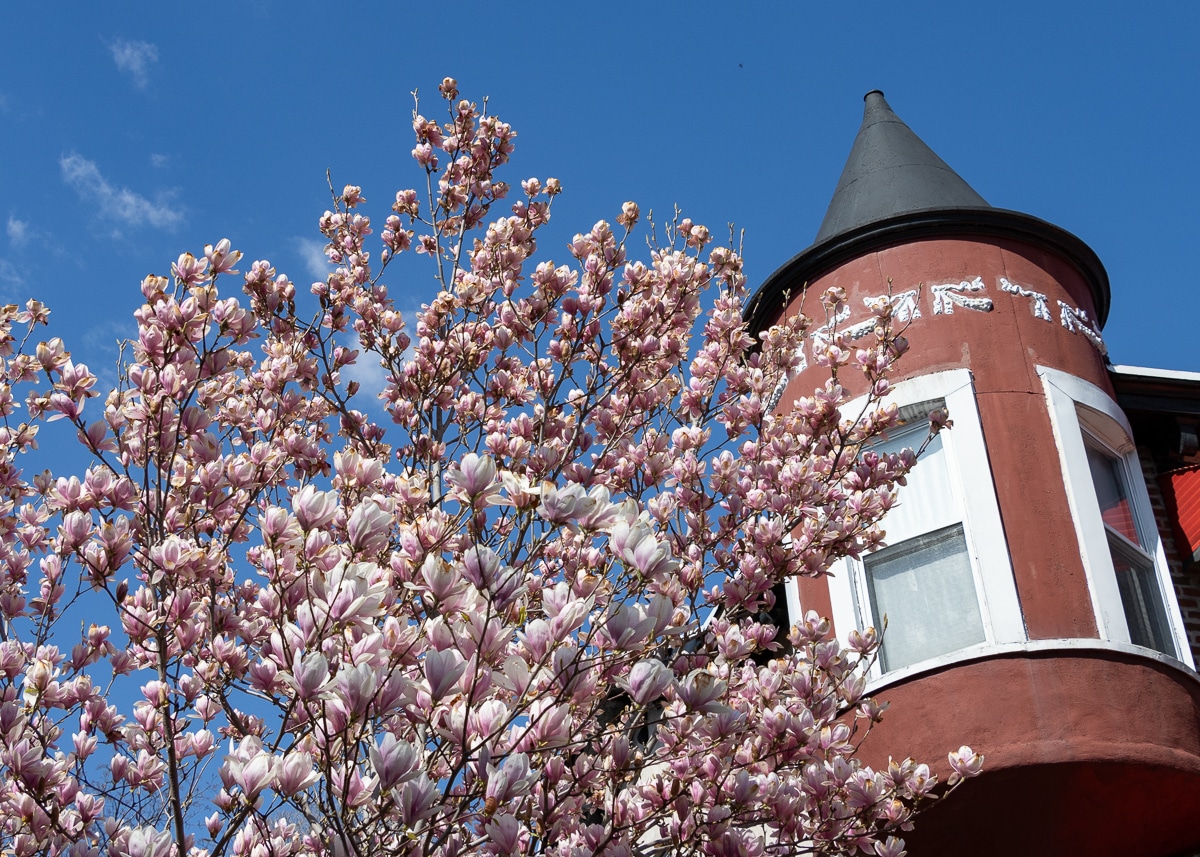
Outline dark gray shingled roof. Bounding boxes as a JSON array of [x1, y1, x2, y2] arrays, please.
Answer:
[[743, 91, 1110, 333], [815, 90, 990, 243]]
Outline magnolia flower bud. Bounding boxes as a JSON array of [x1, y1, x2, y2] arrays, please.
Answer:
[[292, 484, 338, 530], [948, 745, 984, 780], [423, 648, 466, 701], [618, 200, 640, 229], [621, 658, 674, 706], [347, 500, 391, 554], [446, 453, 499, 504]]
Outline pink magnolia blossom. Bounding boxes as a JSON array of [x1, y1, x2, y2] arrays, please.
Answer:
[[347, 499, 392, 554], [423, 648, 466, 701], [369, 733, 421, 790], [172, 251, 210, 286], [609, 517, 679, 581], [619, 657, 674, 706], [0, 81, 971, 857], [292, 484, 339, 530], [677, 669, 730, 714], [205, 238, 242, 275], [121, 827, 173, 857], [275, 750, 321, 796], [948, 745, 985, 783], [445, 453, 502, 505], [285, 651, 333, 700], [484, 752, 532, 806]]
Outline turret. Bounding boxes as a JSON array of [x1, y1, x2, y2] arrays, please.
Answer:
[[748, 92, 1200, 855]]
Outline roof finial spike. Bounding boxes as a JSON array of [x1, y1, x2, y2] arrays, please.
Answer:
[[814, 92, 990, 243]]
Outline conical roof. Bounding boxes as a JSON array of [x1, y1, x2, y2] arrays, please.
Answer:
[[744, 91, 1110, 334], [815, 90, 989, 242]]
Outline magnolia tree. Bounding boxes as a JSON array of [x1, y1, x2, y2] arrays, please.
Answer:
[[0, 79, 980, 857]]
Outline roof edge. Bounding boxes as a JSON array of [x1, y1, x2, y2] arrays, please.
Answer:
[[1111, 365, 1200, 417], [1111, 365, 1200, 385], [744, 207, 1111, 338]]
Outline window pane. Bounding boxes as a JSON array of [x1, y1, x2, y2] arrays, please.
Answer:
[[1085, 444, 1140, 546], [872, 430, 960, 537], [1084, 439, 1174, 655], [1109, 535, 1173, 654], [865, 524, 986, 671]]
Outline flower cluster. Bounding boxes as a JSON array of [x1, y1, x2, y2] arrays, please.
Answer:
[[0, 80, 977, 857]]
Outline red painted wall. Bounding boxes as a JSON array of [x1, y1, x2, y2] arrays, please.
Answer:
[[858, 650, 1200, 856], [778, 235, 1111, 639]]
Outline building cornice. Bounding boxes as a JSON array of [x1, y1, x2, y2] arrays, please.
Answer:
[[744, 206, 1111, 340]]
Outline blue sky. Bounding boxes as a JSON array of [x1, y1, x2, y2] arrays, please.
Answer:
[[2, 1, 1198, 387]]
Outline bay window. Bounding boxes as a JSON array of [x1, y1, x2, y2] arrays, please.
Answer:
[[1084, 434, 1174, 652], [1040, 365, 1190, 662], [808, 369, 1026, 677]]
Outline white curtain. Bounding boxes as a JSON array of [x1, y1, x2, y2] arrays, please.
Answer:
[[865, 524, 985, 671]]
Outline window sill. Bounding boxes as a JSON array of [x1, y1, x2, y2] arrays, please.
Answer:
[[864, 638, 1200, 695]]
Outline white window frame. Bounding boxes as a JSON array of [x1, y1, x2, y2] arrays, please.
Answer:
[[1038, 365, 1193, 666], [787, 368, 1026, 677], [858, 519, 984, 672]]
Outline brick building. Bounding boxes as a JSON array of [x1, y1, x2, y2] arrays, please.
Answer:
[[746, 92, 1200, 855]]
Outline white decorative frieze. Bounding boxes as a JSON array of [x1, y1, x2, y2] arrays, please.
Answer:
[[864, 289, 922, 323], [999, 277, 1052, 321], [792, 343, 808, 375], [764, 370, 789, 413], [765, 346, 807, 413], [1058, 301, 1108, 356], [794, 275, 1108, 368], [842, 318, 880, 341], [931, 277, 994, 315], [812, 304, 852, 348]]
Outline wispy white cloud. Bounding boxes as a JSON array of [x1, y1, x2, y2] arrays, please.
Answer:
[[81, 317, 136, 352], [150, 153, 170, 168], [0, 258, 23, 301], [341, 333, 392, 409], [108, 39, 158, 91], [82, 317, 137, 390], [294, 237, 333, 282], [0, 259, 21, 287], [60, 153, 184, 231], [6, 217, 31, 248], [5, 216, 65, 258]]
